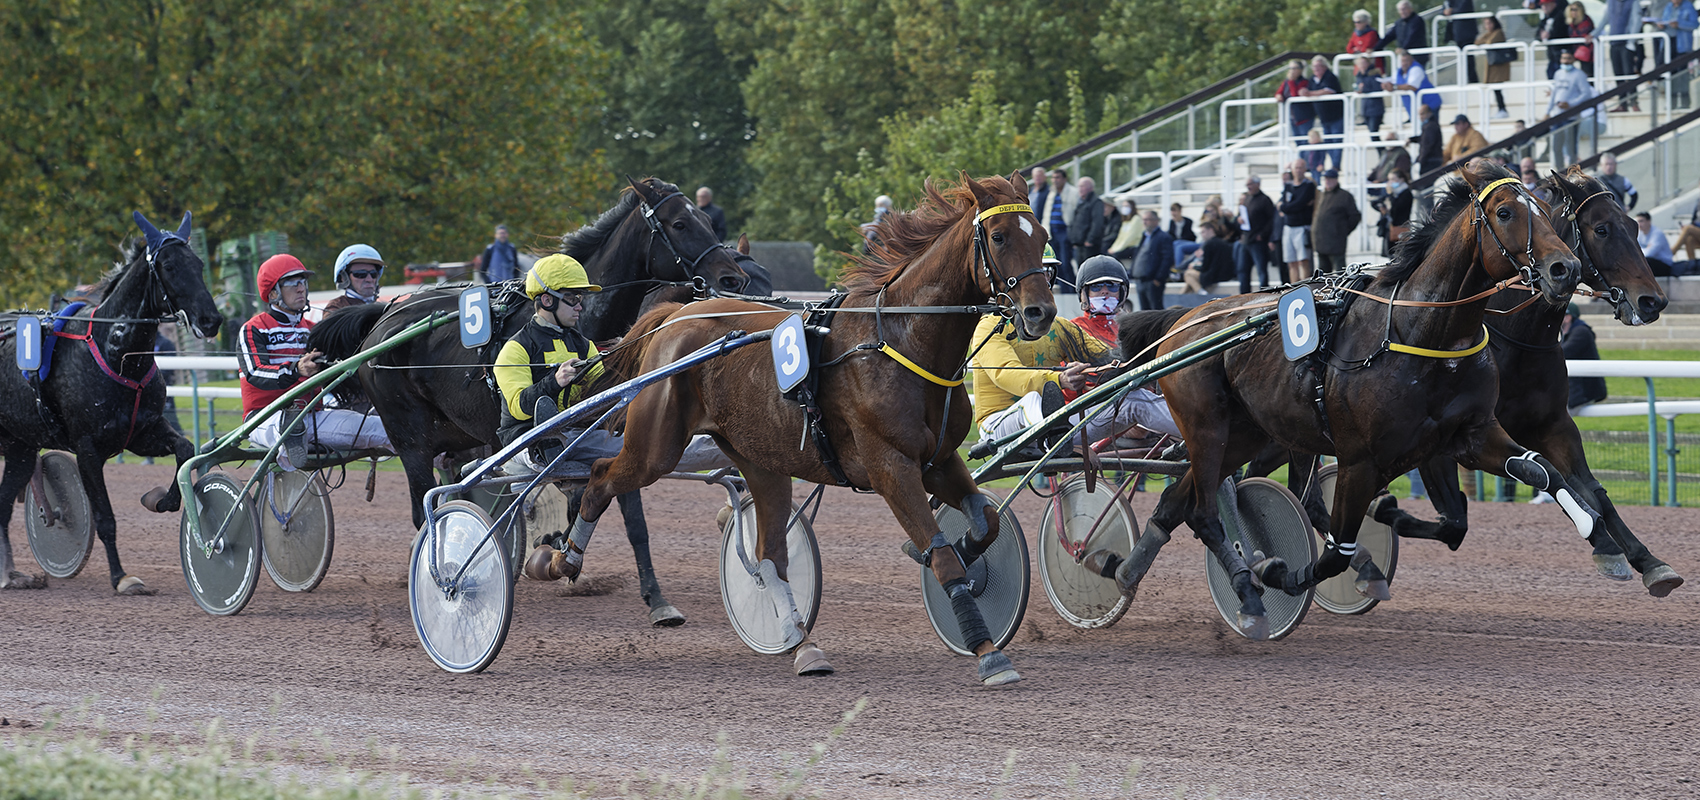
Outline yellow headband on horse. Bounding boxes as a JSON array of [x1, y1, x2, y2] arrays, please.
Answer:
[[1476, 177, 1522, 204], [975, 203, 1033, 224]]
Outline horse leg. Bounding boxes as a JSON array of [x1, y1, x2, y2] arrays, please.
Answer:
[[129, 421, 192, 513], [1366, 455, 1470, 550], [397, 446, 441, 530], [75, 450, 150, 595], [920, 453, 997, 563], [1255, 458, 1389, 601], [615, 490, 685, 627], [0, 444, 46, 589], [1525, 424, 1680, 594], [1286, 452, 1332, 535], [733, 462, 832, 676]]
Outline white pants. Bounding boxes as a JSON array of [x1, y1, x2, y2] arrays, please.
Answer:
[[251, 408, 392, 469], [978, 388, 1181, 445]]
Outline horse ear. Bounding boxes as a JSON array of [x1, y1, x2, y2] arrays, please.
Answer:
[[176, 210, 192, 241], [132, 211, 164, 252], [736, 233, 750, 255], [962, 171, 994, 207], [1010, 170, 1029, 199], [626, 175, 662, 206]]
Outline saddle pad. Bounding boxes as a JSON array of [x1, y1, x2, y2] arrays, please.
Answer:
[[24, 301, 87, 384]]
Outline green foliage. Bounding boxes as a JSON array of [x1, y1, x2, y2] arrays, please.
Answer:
[[0, 0, 608, 306]]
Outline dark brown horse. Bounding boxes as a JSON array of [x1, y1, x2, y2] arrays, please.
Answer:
[[526, 173, 1056, 684], [1368, 168, 1682, 595], [1090, 160, 1591, 638]]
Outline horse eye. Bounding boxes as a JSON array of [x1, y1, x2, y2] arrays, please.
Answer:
[[1594, 225, 1610, 238], [991, 232, 1005, 244], [671, 219, 685, 229], [1497, 206, 1513, 221]]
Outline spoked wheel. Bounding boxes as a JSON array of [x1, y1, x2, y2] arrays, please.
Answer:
[[718, 493, 822, 655], [24, 451, 94, 579], [1311, 464, 1398, 615], [410, 500, 514, 674], [180, 472, 263, 617], [921, 490, 1030, 657], [259, 470, 335, 593], [1037, 475, 1137, 629], [1206, 477, 1316, 641]]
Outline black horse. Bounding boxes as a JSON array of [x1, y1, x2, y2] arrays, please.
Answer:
[[1367, 168, 1681, 595], [0, 212, 223, 592], [308, 177, 749, 625]]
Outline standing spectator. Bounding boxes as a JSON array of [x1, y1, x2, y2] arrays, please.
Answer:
[[1411, 103, 1445, 175], [695, 186, 728, 242], [1654, 0, 1698, 109], [1478, 16, 1514, 118], [1369, 131, 1413, 192], [1035, 169, 1080, 286], [1355, 55, 1387, 133], [1383, 48, 1441, 123], [860, 195, 893, 249], [1374, 167, 1415, 256], [322, 244, 386, 316], [1544, 50, 1598, 167], [1130, 210, 1174, 310], [481, 225, 519, 284], [1568, 3, 1598, 76], [1387, 0, 1431, 64], [1348, 9, 1381, 59], [1511, 120, 1536, 161], [1279, 160, 1317, 282], [1237, 176, 1277, 292], [1181, 222, 1238, 295], [1444, 0, 1481, 83], [1536, 0, 1572, 79], [1637, 212, 1675, 275], [1561, 302, 1608, 413], [1106, 197, 1145, 274], [1595, 153, 1640, 209], [1098, 197, 1124, 258], [1304, 55, 1346, 171], [1167, 203, 1195, 242], [1311, 169, 1362, 275], [1443, 114, 1491, 165], [1604, 0, 1644, 110], [1278, 60, 1314, 139], [1069, 177, 1108, 267]]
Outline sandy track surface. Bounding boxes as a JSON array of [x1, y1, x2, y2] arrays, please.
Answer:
[[2, 462, 1697, 798]]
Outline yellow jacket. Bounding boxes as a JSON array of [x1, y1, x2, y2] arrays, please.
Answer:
[[970, 315, 1109, 426]]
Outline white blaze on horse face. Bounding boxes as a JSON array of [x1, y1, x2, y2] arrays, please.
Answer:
[[1018, 216, 1033, 237], [1518, 193, 1546, 218]]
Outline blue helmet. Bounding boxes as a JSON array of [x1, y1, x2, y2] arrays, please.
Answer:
[[334, 244, 385, 286]]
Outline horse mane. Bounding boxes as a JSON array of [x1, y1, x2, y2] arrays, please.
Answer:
[[841, 176, 986, 292], [308, 303, 388, 361], [91, 241, 146, 300], [1375, 161, 1517, 288], [558, 178, 683, 261], [1540, 165, 1604, 209], [1116, 307, 1191, 364]]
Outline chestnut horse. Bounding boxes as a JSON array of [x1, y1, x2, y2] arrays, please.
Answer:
[[527, 173, 1056, 684], [1089, 161, 1590, 638]]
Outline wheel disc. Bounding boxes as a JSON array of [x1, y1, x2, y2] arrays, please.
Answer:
[[718, 495, 822, 655], [921, 490, 1029, 656], [179, 472, 262, 617], [1206, 477, 1315, 640], [25, 451, 94, 579], [410, 500, 514, 673], [1038, 476, 1136, 629], [259, 470, 335, 593], [1311, 464, 1399, 615]]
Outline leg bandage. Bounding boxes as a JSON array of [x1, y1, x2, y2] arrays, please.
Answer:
[[946, 579, 993, 650]]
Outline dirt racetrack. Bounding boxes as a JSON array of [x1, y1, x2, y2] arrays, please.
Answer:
[[2, 462, 1698, 798]]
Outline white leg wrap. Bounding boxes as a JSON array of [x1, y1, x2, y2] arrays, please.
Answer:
[[756, 559, 807, 650], [1554, 488, 1595, 539]]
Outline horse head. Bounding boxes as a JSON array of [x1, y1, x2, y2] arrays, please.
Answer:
[[1542, 167, 1666, 325], [625, 176, 748, 294], [1450, 158, 1580, 306], [131, 210, 223, 338], [967, 171, 1055, 340]]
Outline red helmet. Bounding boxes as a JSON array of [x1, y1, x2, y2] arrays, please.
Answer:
[[257, 254, 313, 301]]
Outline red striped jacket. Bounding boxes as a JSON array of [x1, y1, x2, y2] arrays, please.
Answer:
[[239, 308, 314, 418]]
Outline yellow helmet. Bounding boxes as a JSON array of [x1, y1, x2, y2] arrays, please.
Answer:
[[524, 254, 602, 299]]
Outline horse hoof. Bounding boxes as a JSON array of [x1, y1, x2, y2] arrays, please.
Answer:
[[715, 502, 734, 530], [976, 650, 1021, 686], [139, 486, 174, 513], [115, 575, 155, 596], [1236, 612, 1270, 641], [2, 571, 47, 590], [523, 546, 578, 582], [1367, 493, 1401, 525], [1248, 555, 1287, 590], [1592, 553, 1633, 581], [793, 643, 835, 676], [1642, 565, 1684, 598], [1081, 549, 1121, 579], [1111, 559, 1143, 600], [1354, 578, 1392, 602], [648, 604, 686, 627]]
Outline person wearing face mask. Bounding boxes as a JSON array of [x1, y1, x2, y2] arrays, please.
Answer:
[[321, 244, 386, 316], [1373, 168, 1414, 256], [241, 254, 392, 465], [1071, 256, 1129, 344], [1106, 197, 1145, 269]]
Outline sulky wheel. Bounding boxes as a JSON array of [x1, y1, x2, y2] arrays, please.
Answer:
[[1311, 464, 1398, 615], [1206, 477, 1316, 641], [718, 493, 822, 655], [24, 451, 94, 579], [1037, 475, 1137, 629], [410, 500, 514, 674], [179, 472, 263, 617], [259, 469, 336, 593], [921, 489, 1029, 657]]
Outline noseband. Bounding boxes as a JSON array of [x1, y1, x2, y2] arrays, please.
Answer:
[[640, 190, 732, 283], [971, 203, 1050, 307]]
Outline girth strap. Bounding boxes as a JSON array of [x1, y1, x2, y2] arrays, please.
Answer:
[[1386, 325, 1491, 359], [878, 343, 963, 387]]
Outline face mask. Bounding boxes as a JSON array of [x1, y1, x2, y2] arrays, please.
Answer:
[[1088, 295, 1121, 315], [1118, 205, 1133, 216], [1388, 181, 1406, 194]]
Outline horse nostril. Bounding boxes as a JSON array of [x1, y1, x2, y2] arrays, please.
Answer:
[[1641, 295, 1667, 316], [719, 276, 742, 291], [1023, 305, 1046, 321]]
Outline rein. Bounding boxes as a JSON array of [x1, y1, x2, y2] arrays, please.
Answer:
[[1557, 187, 1631, 312], [640, 191, 729, 281]]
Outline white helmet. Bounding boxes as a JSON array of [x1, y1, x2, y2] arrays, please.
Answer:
[[334, 244, 385, 287]]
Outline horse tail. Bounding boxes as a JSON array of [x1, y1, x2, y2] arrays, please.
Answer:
[[586, 301, 685, 395], [1116, 307, 1190, 365], [307, 303, 386, 362]]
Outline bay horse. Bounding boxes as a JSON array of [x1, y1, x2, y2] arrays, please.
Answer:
[[307, 177, 748, 626], [1367, 168, 1682, 595], [1090, 160, 1593, 638], [529, 172, 1056, 684], [0, 212, 223, 592]]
